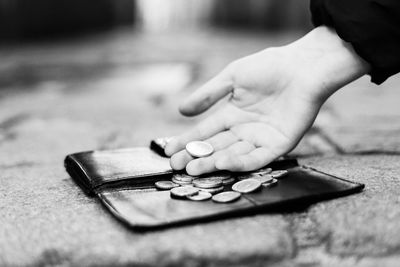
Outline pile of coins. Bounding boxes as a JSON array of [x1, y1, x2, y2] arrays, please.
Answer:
[[154, 167, 288, 204], [153, 139, 289, 203]]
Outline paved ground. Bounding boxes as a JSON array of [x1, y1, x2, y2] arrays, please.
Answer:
[[1, 29, 400, 267]]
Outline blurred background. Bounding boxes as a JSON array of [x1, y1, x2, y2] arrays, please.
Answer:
[[0, 0, 328, 155], [0, 0, 312, 89], [0, 0, 311, 39]]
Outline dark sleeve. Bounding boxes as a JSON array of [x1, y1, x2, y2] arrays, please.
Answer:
[[310, 0, 400, 84]]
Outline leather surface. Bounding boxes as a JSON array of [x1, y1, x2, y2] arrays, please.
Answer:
[[65, 147, 365, 229], [64, 147, 173, 194], [99, 165, 364, 229]]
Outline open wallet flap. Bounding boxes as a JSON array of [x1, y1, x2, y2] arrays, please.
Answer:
[[64, 145, 364, 229]]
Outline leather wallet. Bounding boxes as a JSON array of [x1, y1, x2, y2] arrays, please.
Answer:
[[64, 142, 364, 229]]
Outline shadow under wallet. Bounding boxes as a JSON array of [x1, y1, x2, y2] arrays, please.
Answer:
[[64, 139, 364, 230]]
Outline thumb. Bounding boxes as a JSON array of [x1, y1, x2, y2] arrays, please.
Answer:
[[179, 68, 233, 116]]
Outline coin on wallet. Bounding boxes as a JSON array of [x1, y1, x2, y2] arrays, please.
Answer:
[[253, 168, 272, 175], [186, 141, 214, 158], [199, 186, 224, 195], [172, 177, 193, 185], [155, 181, 180, 190], [187, 191, 212, 201], [232, 179, 262, 193], [212, 191, 241, 203], [270, 170, 288, 178], [193, 177, 223, 189], [263, 178, 278, 188], [253, 175, 273, 184], [170, 186, 199, 198], [173, 173, 195, 183]]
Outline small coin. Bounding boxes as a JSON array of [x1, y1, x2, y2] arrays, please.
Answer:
[[186, 141, 214, 158], [262, 178, 278, 188], [170, 186, 199, 198], [270, 170, 288, 178], [222, 177, 236, 185], [155, 181, 180, 190], [187, 191, 212, 201], [172, 177, 193, 185], [193, 177, 223, 189], [253, 175, 273, 184], [237, 173, 255, 180], [232, 178, 262, 193], [212, 191, 241, 203], [253, 167, 272, 175], [173, 173, 194, 183], [199, 186, 224, 195]]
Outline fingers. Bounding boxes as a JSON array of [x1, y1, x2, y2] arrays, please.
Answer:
[[165, 106, 256, 157], [215, 147, 276, 172], [165, 115, 227, 156], [169, 150, 193, 170], [186, 141, 256, 176], [207, 131, 239, 151], [179, 69, 233, 116], [169, 131, 238, 171]]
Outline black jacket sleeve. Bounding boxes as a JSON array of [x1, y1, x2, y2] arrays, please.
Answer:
[[310, 0, 400, 84]]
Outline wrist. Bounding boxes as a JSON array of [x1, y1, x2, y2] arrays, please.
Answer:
[[288, 26, 370, 101]]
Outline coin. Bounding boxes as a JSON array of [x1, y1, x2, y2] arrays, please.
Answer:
[[253, 175, 273, 184], [187, 191, 212, 201], [155, 181, 180, 190], [186, 141, 214, 158], [173, 173, 194, 183], [270, 170, 288, 178], [172, 177, 193, 185], [253, 168, 272, 175], [199, 186, 224, 195], [237, 173, 255, 180], [193, 177, 223, 189], [262, 178, 278, 188], [212, 191, 241, 203], [170, 186, 199, 198], [232, 178, 262, 193], [222, 177, 236, 185]]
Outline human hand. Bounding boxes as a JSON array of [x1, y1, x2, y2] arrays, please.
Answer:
[[165, 26, 369, 175]]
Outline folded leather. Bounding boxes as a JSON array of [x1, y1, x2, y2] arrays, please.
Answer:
[[64, 146, 365, 229], [65, 147, 173, 195]]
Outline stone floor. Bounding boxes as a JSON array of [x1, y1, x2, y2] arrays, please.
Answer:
[[1, 28, 400, 267]]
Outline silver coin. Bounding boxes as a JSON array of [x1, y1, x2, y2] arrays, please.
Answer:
[[262, 178, 278, 188], [193, 177, 223, 189], [173, 173, 194, 183], [172, 177, 193, 185], [237, 173, 256, 180], [199, 186, 224, 195], [253, 167, 272, 175], [253, 175, 273, 184], [155, 181, 180, 190], [186, 141, 214, 158], [270, 170, 288, 178], [222, 177, 236, 185], [212, 191, 241, 203], [232, 178, 262, 193], [170, 186, 199, 198], [187, 191, 212, 201]]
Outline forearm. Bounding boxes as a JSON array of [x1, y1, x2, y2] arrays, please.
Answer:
[[287, 26, 370, 101]]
